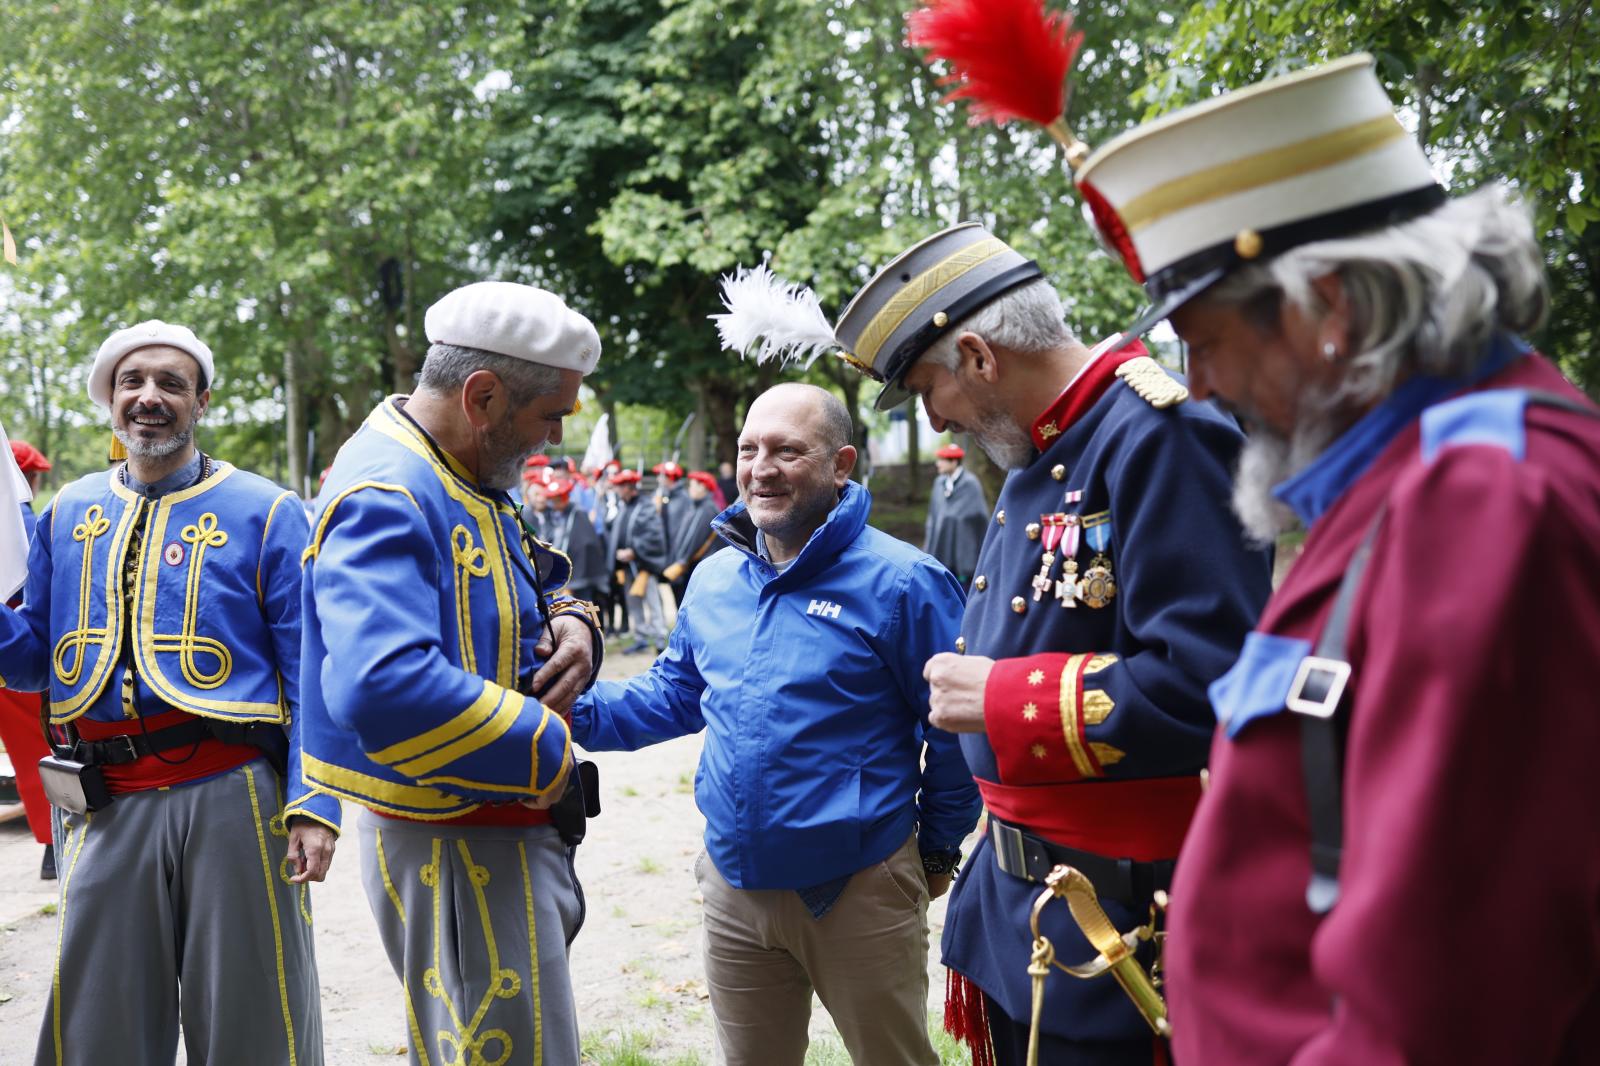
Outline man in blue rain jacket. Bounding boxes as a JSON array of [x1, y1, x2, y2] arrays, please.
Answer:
[[573, 383, 981, 1066]]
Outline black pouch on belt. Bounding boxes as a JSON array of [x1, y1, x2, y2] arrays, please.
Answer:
[[37, 755, 114, 815], [550, 759, 601, 846]]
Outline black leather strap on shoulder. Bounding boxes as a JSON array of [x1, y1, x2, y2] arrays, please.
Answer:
[[1296, 388, 1600, 915]]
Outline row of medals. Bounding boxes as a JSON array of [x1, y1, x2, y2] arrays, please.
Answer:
[[1019, 500, 1115, 612]]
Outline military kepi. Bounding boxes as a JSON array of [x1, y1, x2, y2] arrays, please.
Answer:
[[834, 223, 1042, 410], [1075, 54, 1444, 338]]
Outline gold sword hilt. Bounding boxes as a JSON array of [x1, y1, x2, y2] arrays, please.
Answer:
[[1028, 865, 1171, 1038]]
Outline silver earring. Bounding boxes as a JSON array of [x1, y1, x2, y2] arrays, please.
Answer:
[[1322, 341, 1337, 361]]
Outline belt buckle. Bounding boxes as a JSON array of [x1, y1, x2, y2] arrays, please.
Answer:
[[989, 820, 1034, 882], [1285, 656, 1351, 719]]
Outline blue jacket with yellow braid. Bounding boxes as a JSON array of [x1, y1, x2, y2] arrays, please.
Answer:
[[298, 397, 596, 819], [0, 462, 340, 829]]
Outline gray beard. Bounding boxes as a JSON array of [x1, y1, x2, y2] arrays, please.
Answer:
[[970, 409, 1036, 471], [1230, 401, 1350, 546], [481, 420, 541, 492], [113, 423, 194, 460]]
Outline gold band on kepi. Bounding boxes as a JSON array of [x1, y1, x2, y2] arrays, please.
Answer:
[[1074, 53, 1447, 336], [833, 223, 1043, 409]]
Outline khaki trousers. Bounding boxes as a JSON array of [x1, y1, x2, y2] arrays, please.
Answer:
[[694, 833, 939, 1066]]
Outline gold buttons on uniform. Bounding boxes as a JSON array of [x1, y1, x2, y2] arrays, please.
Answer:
[[1025, 522, 1041, 541], [955, 637, 966, 654], [933, 311, 949, 327], [973, 575, 987, 591], [996, 509, 1005, 525], [1234, 228, 1263, 259], [1011, 596, 1026, 614], [1051, 464, 1066, 481]]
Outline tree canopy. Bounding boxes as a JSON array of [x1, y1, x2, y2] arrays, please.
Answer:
[[3, 1, 1595, 488]]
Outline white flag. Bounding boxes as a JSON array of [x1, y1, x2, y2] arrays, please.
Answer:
[[0, 418, 35, 601], [579, 413, 612, 473]]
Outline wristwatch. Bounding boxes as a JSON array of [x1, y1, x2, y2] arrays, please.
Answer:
[[920, 848, 962, 877]]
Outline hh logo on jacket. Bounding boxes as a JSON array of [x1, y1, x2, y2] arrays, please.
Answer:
[[806, 599, 842, 620]]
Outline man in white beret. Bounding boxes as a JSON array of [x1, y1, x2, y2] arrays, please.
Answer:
[[298, 281, 606, 1066], [0, 319, 340, 1065]]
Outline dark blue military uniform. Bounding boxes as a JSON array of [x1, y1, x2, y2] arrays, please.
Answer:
[[940, 343, 1272, 1058]]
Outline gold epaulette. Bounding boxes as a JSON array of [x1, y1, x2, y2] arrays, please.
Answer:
[[1114, 356, 1189, 409]]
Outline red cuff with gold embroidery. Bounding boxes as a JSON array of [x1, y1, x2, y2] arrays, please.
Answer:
[[983, 652, 1122, 784]]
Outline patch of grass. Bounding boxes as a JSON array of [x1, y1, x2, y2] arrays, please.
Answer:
[[620, 785, 640, 798], [365, 1040, 406, 1055], [38, 903, 57, 917], [636, 856, 663, 875], [802, 1013, 970, 1065], [930, 1014, 972, 1065], [635, 990, 666, 1010], [610, 904, 628, 920], [673, 773, 692, 795], [581, 1028, 659, 1066]]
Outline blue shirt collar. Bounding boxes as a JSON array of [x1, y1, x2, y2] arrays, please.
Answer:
[[1272, 334, 1527, 527], [123, 450, 205, 499]]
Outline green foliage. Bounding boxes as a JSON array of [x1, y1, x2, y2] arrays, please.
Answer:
[[1148, 0, 1600, 392], [485, 0, 1183, 461], [12, 0, 1582, 488], [0, 1, 517, 487]]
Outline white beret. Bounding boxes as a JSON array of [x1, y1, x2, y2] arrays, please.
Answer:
[[88, 320, 216, 410], [424, 281, 601, 375]]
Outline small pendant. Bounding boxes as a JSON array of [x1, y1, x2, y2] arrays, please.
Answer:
[[1055, 559, 1079, 608]]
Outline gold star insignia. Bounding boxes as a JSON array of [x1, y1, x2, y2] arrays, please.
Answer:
[[1031, 743, 1048, 760], [1027, 669, 1045, 686], [1039, 422, 1061, 440], [1022, 702, 1039, 721]]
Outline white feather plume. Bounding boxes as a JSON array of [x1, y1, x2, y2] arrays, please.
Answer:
[[710, 263, 840, 368]]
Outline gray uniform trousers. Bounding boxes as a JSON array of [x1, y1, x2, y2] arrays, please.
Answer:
[[358, 812, 584, 1066], [36, 757, 322, 1066]]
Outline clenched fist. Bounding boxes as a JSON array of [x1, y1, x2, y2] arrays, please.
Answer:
[[923, 652, 994, 734]]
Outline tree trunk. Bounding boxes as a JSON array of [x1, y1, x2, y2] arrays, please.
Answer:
[[284, 344, 305, 497], [685, 385, 708, 470], [963, 433, 1006, 510], [703, 376, 742, 465]]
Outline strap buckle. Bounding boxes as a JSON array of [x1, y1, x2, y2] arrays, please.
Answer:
[[1285, 656, 1351, 719], [989, 819, 1031, 880], [73, 734, 139, 766]]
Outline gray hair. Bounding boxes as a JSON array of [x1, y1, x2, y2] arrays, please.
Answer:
[[1203, 186, 1548, 409], [417, 342, 565, 406], [919, 278, 1076, 372]]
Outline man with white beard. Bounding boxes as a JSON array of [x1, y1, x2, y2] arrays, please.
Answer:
[[819, 224, 1274, 1065], [1068, 54, 1600, 1064]]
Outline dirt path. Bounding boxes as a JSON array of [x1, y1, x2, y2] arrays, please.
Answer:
[[0, 647, 968, 1064]]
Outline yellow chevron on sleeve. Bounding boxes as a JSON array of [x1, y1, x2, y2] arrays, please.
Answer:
[[392, 687, 525, 778], [418, 706, 571, 798], [368, 679, 503, 768]]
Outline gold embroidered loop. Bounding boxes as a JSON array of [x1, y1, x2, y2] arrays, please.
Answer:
[[154, 510, 235, 690], [55, 506, 114, 687], [180, 511, 229, 550], [493, 968, 521, 999], [450, 527, 491, 578], [73, 505, 111, 543], [450, 526, 491, 674]]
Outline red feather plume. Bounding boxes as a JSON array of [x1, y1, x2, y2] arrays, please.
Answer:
[[907, 0, 1084, 127]]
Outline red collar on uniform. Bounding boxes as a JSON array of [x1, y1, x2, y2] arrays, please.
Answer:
[[1030, 338, 1148, 450]]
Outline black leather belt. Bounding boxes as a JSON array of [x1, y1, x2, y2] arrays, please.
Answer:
[[988, 817, 1174, 909], [72, 718, 286, 776], [72, 718, 214, 765]]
